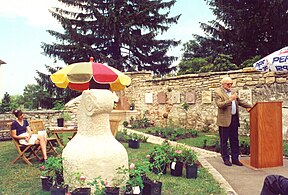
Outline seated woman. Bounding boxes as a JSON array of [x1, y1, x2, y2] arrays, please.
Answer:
[[10, 110, 48, 161]]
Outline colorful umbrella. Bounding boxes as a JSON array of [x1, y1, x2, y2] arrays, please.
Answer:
[[253, 46, 288, 72], [50, 57, 131, 91]]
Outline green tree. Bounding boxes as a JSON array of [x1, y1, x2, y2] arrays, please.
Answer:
[[34, 65, 80, 109], [10, 95, 25, 110], [0, 92, 11, 113], [42, 0, 180, 75], [179, 0, 288, 73], [201, 0, 288, 65], [178, 57, 209, 74], [178, 54, 236, 74]]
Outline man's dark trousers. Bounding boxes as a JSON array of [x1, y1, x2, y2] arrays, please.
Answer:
[[218, 115, 239, 162]]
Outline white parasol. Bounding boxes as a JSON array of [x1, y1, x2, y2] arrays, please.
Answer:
[[253, 46, 288, 72]]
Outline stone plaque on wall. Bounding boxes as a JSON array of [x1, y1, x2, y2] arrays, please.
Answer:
[[185, 92, 196, 104], [202, 91, 212, 104], [172, 92, 181, 104], [239, 89, 252, 104], [145, 93, 153, 104], [157, 92, 167, 104]]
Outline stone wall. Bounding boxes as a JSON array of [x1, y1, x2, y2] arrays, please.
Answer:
[[123, 69, 288, 137], [0, 110, 77, 129], [2, 69, 287, 138]]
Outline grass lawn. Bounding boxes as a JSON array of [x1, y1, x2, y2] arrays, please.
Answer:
[[0, 139, 225, 195]]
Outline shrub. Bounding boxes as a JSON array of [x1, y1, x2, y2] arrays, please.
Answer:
[[123, 121, 129, 127]]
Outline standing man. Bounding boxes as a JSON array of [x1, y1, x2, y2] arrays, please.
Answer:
[[215, 77, 252, 166]]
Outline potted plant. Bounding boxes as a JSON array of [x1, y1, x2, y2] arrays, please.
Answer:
[[39, 164, 53, 191], [123, 162, 150, 195], [87, 176, 105, 195], [169, 145, 186, 177], [123, 121, 129, 128], [69, 173, 91, 195], [127, 133, 147, 149], [103, 167, 127, 195], [57, 111, 72, 127], [182, 147, 198, 179], [149, 140, 173, 175], [129, 102, 135, 110], [41, 156, 67, 194], [143, 141, 172, 195]]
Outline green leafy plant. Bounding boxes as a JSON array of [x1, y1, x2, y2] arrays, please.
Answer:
[[60, 111, 71, 121], [70, 172, 88, 188], [128, 133, 148, 142], [182, 102, 190, 130], [118, 161, 150, 192], [170, 145, 186, 163], [130, 111, 151, 129], [182, 102, 189, 111], [148, 140, 173, 181], [39, 156, 64, 187], [88, 176, 105, 195], [182, 147, 198, 165], [203, 139, 208, 148], [123, 121, 129, 127], [120, 130, 148, 143]]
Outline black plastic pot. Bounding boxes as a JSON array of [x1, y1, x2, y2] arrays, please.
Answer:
[[128, 140, 140, 149], [40, 176, 52, 191], [186, 163, 198, 179], [142, 180, 162, 195], [71, 187, 91, 195], [50, 185, 68, 195], [104, 187, 120, 195], [170, 161, 183, 177], [57, 118, 64, 127]]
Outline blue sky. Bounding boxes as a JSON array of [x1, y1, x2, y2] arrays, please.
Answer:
[[0, 0, 215, 98]]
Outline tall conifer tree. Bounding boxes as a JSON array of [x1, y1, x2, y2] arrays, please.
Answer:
[[42, 0, 181, 75], [182, 0, 288, 68]]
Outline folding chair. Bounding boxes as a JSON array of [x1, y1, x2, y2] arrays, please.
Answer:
[[29, 119, 58, 155], [8, 122, 41, 166]]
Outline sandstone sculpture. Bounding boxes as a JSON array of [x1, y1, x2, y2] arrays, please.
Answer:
[[62, 89, 128, 190]]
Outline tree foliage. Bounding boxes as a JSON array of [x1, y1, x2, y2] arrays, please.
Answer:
[[42, 0, 181, 75], [0, 92, 12, 113], [34, 65, 81, 109], [179, 0, 288, 74]]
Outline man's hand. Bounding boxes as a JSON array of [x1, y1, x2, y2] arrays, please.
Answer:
[[230, 93, 238, 101]]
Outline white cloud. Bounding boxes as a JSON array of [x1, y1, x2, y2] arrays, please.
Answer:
[[0, 0, 62, 27]]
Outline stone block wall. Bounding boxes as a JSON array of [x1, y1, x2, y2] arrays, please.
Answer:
[[1, 69, 287, 138], [0, 110, 77, 129], [123, 69, 288, 137]]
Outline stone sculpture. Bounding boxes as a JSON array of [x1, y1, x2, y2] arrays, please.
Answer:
[[62, 89, 128, 190]]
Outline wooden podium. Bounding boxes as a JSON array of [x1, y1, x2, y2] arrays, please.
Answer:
[[249, 102, 283, 168]]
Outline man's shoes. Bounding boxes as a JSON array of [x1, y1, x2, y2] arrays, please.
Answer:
[[232, 160, 243, 166], [224, 160, 232, 166]]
